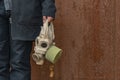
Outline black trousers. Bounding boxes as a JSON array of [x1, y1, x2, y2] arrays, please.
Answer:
[[0, 10, 33, 80]]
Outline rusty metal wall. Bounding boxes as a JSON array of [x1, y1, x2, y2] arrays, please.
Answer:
[[115, 0, 120, 79], [31, 0, 118, 80]]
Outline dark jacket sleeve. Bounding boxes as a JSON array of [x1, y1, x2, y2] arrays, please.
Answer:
[[41, 0, 56, 18]]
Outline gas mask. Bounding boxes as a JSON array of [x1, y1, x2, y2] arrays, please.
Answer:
[[32, 20, 55, 65]]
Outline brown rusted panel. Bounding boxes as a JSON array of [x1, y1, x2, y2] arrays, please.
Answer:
[[115, 0, 120, 80], [31, 0, 116, 80]]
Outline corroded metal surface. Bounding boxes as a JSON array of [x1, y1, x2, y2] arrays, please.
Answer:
[[115, 0, 120, 80], [31, 0, 117, 80]]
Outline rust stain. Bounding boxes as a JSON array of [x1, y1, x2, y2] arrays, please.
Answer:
[[72, 1, 77, 10]]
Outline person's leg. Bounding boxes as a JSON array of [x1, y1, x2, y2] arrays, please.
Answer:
[[10, 40, 33, 80], [0, 17, 10, 80], [0, 11, 10, 80]]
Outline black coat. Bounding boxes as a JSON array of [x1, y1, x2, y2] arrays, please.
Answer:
[[0, 0, 6, 16], [11, 0, 56, 40]]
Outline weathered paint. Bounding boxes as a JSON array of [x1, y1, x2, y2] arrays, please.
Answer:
[[31, 0, 118, 80]]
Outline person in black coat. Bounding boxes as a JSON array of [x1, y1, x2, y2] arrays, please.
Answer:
[[0, 0, 56, 80], [11, 0, 56, 40]]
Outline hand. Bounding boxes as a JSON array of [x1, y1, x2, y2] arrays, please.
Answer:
[[43, 16, 54, 23]]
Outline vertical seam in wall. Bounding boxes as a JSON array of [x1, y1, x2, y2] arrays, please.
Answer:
[[114, 0, 116, 79]]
